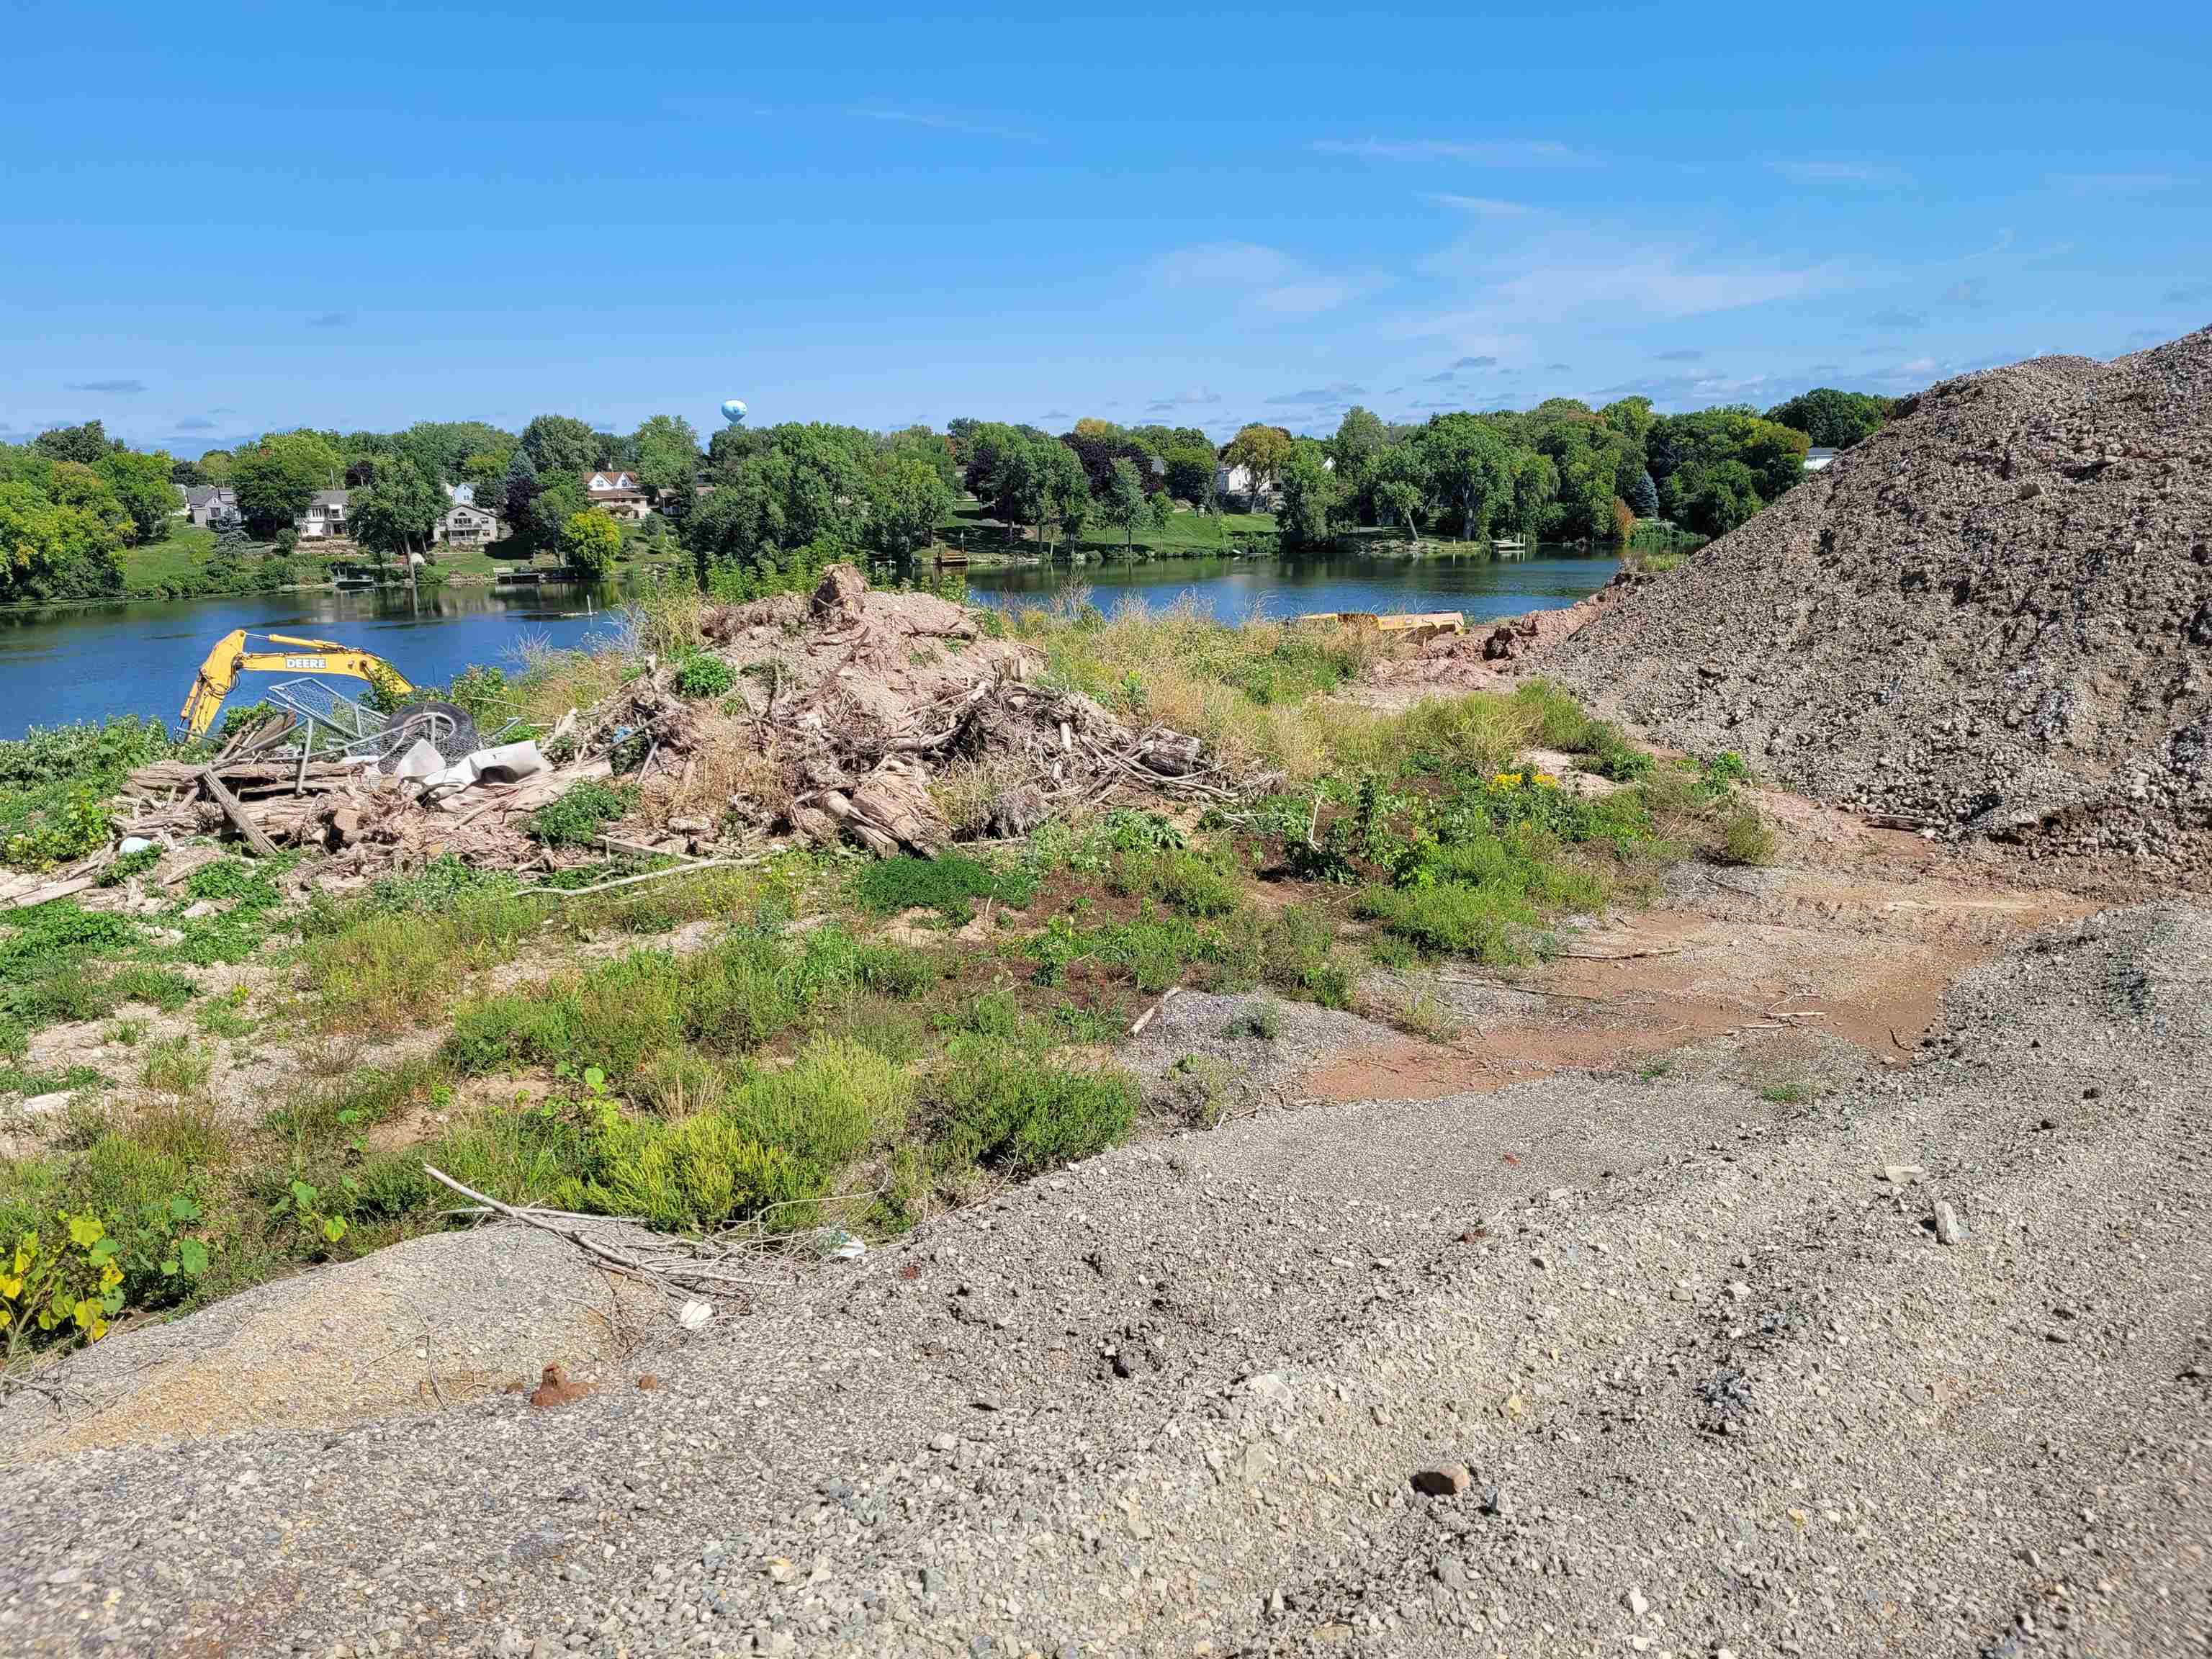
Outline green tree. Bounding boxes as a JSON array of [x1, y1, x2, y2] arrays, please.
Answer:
[[1510, 451, 1559, 544], [500, 448, 542, 535], [1275, 443, 1340, 551], [94, 448, 176, 543], [1627, 469, 1660, 520], [529, 472, 588, 554], [866, 453, 952, 561], [1034, 440, 1091, 555], [0, 480, 125, 598], [396, 421, 512, 483], [197, 449, 235, 482], [232, 431, 340, 539], [1161, 441, 1217, 508], [1095, 458, 1153, 557], [1372, 441, 1431, 545], [1222, 424, 1292, 508], [32, 421, 114, 465], [1377, 478, 1423, 545], [349, 457, 446, 597], [559, 509, 621, 579], [1764, 388, 1894, 449], [1685, 460, 1763, 536], [518, 415, 601, 474], [630, 414, 702, 503], [1415, 414, 1512, 539], [1329, 406, 1389, 521]]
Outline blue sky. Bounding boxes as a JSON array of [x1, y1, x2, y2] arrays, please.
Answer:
[[5, 0, 2206, 454]]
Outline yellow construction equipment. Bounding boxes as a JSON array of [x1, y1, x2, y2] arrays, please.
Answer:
[[179, 629, 414, 739]]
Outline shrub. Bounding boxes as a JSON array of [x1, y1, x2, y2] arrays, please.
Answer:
[[1717, 806, 1779, 866], [555, 1038, 913, 1232], [934, 1043, 1137, 1177]]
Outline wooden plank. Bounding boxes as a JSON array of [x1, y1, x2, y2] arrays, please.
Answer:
[[197, 766, 279, 858]]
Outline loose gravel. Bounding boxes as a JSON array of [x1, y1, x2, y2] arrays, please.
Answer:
[[1545, 325, 2212, 890], [3, 903, 2208, 1656]]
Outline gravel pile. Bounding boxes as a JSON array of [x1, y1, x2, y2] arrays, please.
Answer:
[[5, 904, 2211, 1655], [1544, 326, 2212, 886]]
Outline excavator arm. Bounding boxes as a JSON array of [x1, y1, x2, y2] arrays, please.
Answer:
[[179, 629, 415, 739]]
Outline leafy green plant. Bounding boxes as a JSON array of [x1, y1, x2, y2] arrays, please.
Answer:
[[96, 843, 164, 886], [4, 786, 110, 870], [0, 1214, 125, 1359], [529, 781, 636, 847], [1696, 751, 1753, 801], [1717, 806, 1779, 866], [672, 655, 736, 698], [272, 1178, 349, 1248]]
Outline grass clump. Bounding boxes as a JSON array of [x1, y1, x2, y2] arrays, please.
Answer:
[[1225, 999, 1282, 1041]]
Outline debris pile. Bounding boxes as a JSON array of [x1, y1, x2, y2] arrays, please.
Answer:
[[1361, 572, 1644, 696], [1542, 326, 2212, 885], [16, 564, 1226, 901], [688, 564, 1226, 855]]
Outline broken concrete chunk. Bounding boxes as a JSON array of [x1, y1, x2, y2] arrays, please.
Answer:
[[1933, 1200, 1966, 1245]]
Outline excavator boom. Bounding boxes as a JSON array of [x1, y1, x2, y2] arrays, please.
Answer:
[[179, 629, 415, 739]]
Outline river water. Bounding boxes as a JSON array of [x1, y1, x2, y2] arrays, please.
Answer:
[[0, 550, 1619, 738]]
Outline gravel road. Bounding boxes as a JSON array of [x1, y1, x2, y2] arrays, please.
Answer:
[[4, 904, 2209, 1657]]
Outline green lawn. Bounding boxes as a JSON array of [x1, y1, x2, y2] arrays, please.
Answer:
[[938, 500, 1280, 562]]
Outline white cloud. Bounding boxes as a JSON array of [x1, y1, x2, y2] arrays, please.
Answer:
[[1312, 138, 1586, 164], [1430, 194, 1534, 215], [1151, 240, 1376, 317]]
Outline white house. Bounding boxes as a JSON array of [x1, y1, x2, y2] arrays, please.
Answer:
[[585, 467, 651, 523], [444, 481, 477, 505], [1213, 462, 1276, 508], [432, 502, 503, 546], [1804, 446, 1839, 472], [299, 489, 351, 540]]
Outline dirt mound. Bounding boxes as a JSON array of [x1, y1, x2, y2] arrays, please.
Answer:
[[1542, 326, 2212, 885]]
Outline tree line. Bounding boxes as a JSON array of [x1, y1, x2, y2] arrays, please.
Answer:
[[1, 382, 1900, 602]]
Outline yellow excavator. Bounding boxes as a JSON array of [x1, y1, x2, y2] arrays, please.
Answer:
[[180, 629, 477, 758]]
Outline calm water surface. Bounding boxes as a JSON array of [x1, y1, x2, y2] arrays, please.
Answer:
[[964, 547, 1619, 624], [0, 583, 629, 738], [0, 550, 1619, 737]]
